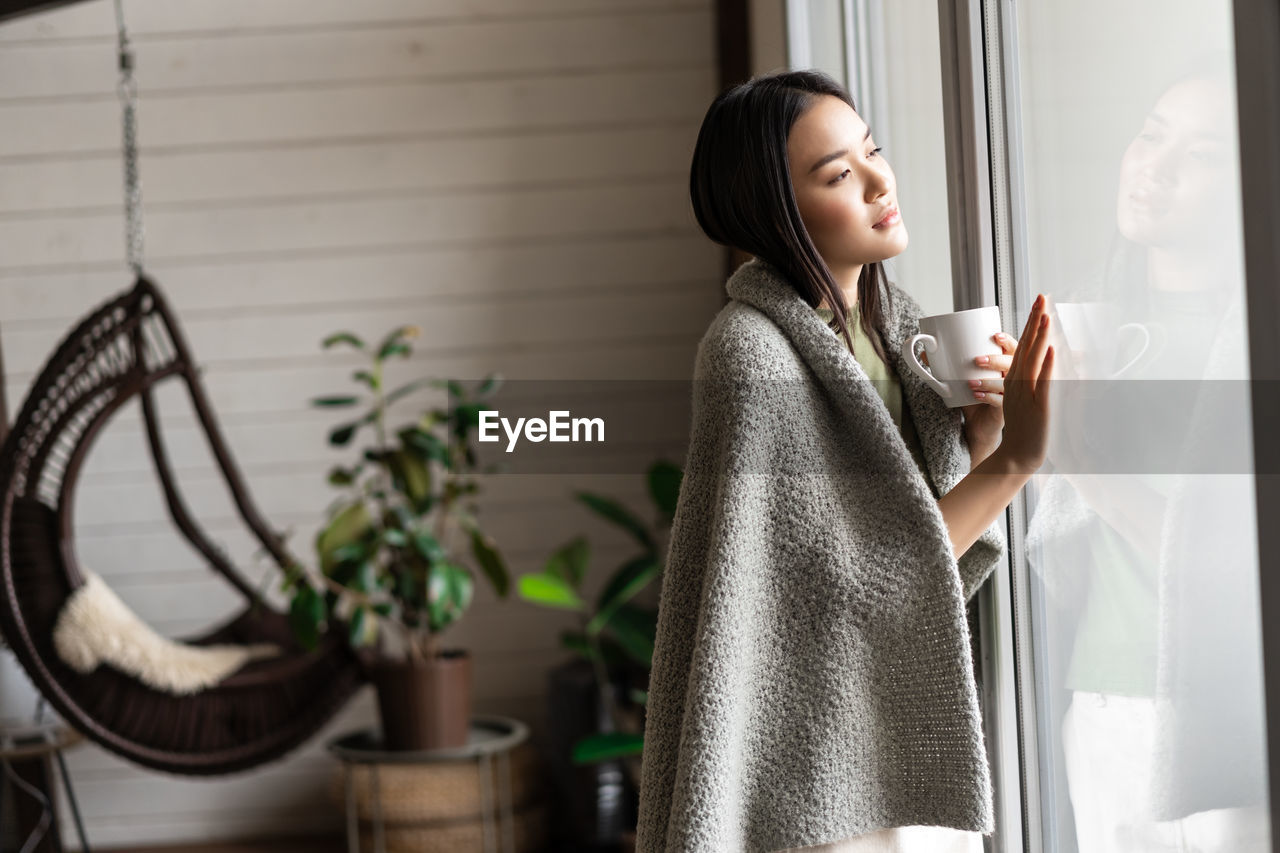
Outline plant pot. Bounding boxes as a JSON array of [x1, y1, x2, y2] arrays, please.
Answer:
[[544, 658, 641, 851], [367, 648, 473, 750]]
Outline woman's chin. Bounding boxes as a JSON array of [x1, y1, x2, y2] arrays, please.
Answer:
[[875, 226, 909, 259]]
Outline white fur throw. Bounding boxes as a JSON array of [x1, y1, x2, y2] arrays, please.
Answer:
[[52, 569, 280, 695]]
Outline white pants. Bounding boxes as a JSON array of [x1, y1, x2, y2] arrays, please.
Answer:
[[1062, 690, 1270, 852], [772, 824, 984, 852]]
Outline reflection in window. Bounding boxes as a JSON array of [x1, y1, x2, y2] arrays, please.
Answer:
[[1018, 5, 1270, 850]]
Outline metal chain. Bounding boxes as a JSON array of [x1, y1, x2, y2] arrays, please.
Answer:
[[114, 0, 144, 275]]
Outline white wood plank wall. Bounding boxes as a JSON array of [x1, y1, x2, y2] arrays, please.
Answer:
[[0, 0, 722, 846]]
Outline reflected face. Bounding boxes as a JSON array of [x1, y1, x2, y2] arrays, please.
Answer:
[[1116, 78, 1236, 249], [786, 95, 908, 272]]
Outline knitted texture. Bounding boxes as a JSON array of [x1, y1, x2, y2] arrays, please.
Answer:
[[635, 258, 1007, 851]]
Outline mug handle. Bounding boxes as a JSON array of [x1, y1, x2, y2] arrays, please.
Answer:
[[1110, 323, 1151, 378], [902, 334, 952, 399]]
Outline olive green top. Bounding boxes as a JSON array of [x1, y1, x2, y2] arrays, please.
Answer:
[[1063, 285, 1223, 697], [815, 302, 932, 491]]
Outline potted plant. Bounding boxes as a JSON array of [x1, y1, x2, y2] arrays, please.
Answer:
[[516, 459, 682, 849], [279, 324, 511, 750]]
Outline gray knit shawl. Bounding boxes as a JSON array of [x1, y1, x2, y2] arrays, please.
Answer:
[[636, 257, 1007, 851]]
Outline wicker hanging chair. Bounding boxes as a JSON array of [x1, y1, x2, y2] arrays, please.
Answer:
[[0, 274, 366, 775]]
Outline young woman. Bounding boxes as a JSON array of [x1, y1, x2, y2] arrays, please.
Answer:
[[635, 69, 1054, 852]]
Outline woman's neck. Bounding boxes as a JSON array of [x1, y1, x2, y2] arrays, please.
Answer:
[[815, 263, 863, 311], [1146, 247, 1221, 293]]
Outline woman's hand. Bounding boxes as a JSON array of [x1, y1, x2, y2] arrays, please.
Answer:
[[1000, 294, 1056, 471], [959, 331, 1018, 461], [918, 299, 1054, 471], [919, 334, 1014, 464]]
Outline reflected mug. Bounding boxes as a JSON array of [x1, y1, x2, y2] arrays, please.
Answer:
[[1051, 301, 1150, 379]]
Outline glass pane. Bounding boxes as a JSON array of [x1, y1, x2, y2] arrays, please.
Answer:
[[1015, 1, 1272, 851], [877, 0, 954, 313], [799, 0, 847, 88]]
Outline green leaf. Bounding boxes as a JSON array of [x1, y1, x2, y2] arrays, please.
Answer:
[[312, 395, 361, 408], [387, 449, 432, 510], [572, 731, 645, 765], [352, 560, 378, 593], [376, 326, 418, 360], [327, 466, 358, 487], [426, 561, 470, 630], [288, 586, 326, 651], [323, 332, 366, 350], [587, 555, 661, 635], [647, 460, 684, 521], [517, 573, 585, 610], [468, 526, 509, 598], [451, 403, 484, 437], [329, 422, 359, 447], [379, 342, 411, 361], [381, 527, 408, 548], [411, 530, 446, 566], [605, 603, 657, 667], [543, 537, 589, 589], [400, 427, 449, 466], [347, 606, 367, 646], [476, 374, 503, 396], [316, 502, 373, 573], [329, 542, 368, 567], [575, 492, 654, 553], [383, 378, 433, 407], [446, 562, 473, 613], [352, 370, 379, 390]]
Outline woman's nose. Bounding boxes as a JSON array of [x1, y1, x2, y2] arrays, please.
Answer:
[[864, 170, 891, 201], [1140, 145, 1180, 187]]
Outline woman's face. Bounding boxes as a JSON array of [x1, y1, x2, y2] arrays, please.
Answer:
[[1116, 77, 1236, 249], [786, 95, 908, 272]]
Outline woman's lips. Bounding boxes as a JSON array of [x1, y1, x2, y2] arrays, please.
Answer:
[[873, 207, 901, 229], [1128, 186, 1168, 210]]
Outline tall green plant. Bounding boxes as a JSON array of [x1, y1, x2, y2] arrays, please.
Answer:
[[517, 459, 682, 766], [280, 325, 510, 662]]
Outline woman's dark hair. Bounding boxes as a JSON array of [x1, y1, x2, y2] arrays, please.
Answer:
[[689, 68, 894, 363]]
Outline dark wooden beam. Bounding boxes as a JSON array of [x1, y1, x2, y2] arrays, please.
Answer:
[[0, 0, 93, 27], [714, 0, 754, 285]]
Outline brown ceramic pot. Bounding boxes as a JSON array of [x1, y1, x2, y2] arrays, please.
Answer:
[[368, 648, 473, 750]]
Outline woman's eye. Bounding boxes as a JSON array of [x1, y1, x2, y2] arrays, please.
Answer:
[[828, 148, 885, 184]]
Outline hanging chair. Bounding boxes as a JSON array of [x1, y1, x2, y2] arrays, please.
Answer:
[[0, 275, 366, 775]]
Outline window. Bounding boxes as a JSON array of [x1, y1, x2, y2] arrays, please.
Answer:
[[787, 0, 1278, 849]]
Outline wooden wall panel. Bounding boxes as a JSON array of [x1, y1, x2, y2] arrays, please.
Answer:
[[0, 0, 719, 846]]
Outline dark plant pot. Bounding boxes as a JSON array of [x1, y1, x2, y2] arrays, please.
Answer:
[[367, 648, 473, 750], [544, 658, 642, 852]]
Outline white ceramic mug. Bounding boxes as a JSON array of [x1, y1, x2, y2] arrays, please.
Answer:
[[901, 305, 1004, 408], [1052, 301, 1150, 379]]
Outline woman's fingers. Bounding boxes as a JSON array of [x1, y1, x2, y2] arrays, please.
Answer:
[[1025, 301, 1053, 397], [974, 353, 1013, 374], [1010, 294, 1048, 383]]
